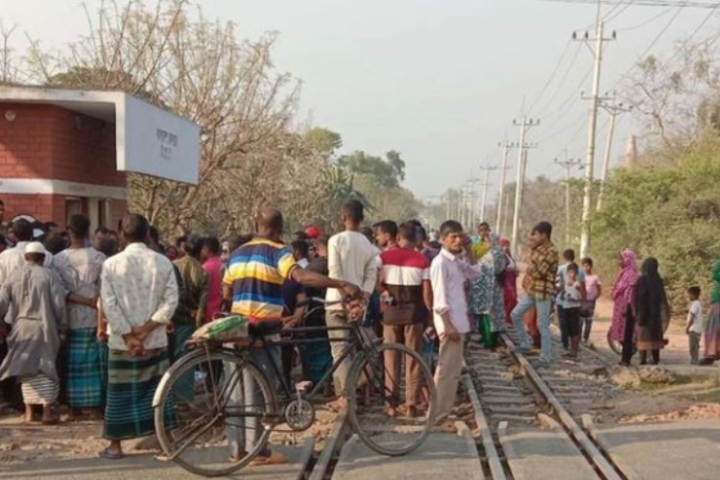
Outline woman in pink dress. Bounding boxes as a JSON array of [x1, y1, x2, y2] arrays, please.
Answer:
[[500, 238, 518, 326], [610, 249, 638, 365]]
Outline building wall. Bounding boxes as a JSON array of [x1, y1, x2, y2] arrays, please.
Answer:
[[0, 103, 127, 228]]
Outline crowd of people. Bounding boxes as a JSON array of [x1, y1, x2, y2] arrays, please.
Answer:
[[2, 192, 720, 465]]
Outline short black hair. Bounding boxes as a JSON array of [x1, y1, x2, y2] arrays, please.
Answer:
[[98, 237, 119, 257], [68, 214, 91, 237], [122, 214, 149, 243], [44, 233, 68, 255], [360, 226, 374, 243], [688, 286, 701, 298], [416, 225, 428, 243], [202, 236, 221, 255], [291, 240, 310, 259], [440, 220, 463, 237], [479, 221, 490, 229], [374, 220, 398, 238], [342, 199, 364, 223], [43, 221, 58, 230], [581, 257, 593, 267], [10, 219, 32, 242], [532, 221, 553, 239], [563, 249, 575, 262], [566, 262, 579, 273], [95, 226, 111, 236], [175, 235, 187, 247], [293, 231, 310, 241], [398, 223, 417, 244], [148, 225, 160, 243]]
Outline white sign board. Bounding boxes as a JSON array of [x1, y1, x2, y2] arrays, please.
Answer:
[[118, 95, 200, 185]]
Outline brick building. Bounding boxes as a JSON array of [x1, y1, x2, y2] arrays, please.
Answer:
[[0, 87, 199, 233]]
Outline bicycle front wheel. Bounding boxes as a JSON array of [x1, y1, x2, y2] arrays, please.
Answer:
[[346, 342, 436, 457], [154, 349, 277, 477]]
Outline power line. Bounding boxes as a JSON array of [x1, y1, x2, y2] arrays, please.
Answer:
[[537, 0, 720, 7], [532, 50, 589, 118], [604, 0, 635, 21], [526, 38, 575, 115], [615, 6, 676, 30]]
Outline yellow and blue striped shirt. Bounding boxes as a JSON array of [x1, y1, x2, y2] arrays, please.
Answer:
[[222, 237, 297, 321]]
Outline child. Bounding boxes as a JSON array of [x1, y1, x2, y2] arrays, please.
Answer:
[[562, 263, 583, 360], [686, 286, 703, 365], [430, 220, 481, 425], [580, 258, 602, 345]]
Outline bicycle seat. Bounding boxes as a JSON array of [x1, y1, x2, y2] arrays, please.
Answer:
[[248, 320, 284, 336]]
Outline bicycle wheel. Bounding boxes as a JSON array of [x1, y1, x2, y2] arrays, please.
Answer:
[[154, 349, 277, 477], [607, 330, 622, 355], [346, 342, 436, 456]]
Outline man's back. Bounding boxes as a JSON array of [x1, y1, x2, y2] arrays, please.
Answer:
[[55, 247, 106, 330], [223, 237, 296, 321], [101, 243, 178, 350], [326, 231, 378, 308], [380, 248, 430, 325]]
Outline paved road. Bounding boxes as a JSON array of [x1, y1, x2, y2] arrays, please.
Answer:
[[0, 443, 310, 480]]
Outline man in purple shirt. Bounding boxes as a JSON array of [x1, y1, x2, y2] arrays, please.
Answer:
[[430, 220, 481, 424]]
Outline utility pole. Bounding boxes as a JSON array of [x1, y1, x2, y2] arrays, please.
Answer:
[[596, 95, 632, 211], [510, 116, 539, 255], [575, 1, 616, 258], [495, 141, 517, 234], [555, 156, 584, 247], [478, 165, 499, 224]]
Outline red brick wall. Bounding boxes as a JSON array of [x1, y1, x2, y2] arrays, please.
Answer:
[[2, 194, 128, 228], [0, 103, 124, 187]]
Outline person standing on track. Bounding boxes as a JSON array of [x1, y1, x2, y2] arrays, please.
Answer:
[[430, 220, 481, 426], [555, 249, 585, 351], [510, 222, 559, 368], [379, 223, 432, 419], [610, 249, 638, 367], [222, 207, 362, 466], [325, 201, 379, 410]]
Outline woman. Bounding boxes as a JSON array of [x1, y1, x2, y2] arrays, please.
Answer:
[[701, 259, 720, 364], [634, 257, 669, 365], [501, 238, 518, 326], [469, 232, 506, 349], [609, 249, 638, 366]]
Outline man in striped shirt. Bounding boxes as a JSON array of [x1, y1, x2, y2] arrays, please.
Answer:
[[222, 207, 361, 466], [379, 223, 432, 418]]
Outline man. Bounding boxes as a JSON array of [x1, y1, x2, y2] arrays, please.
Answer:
[[54, 214, 106, 419], [327, 201, 379, 406], [222, 207, 361, 465], [379, 223, 432, 418], [291, 240, 311, 269], [0, 242, 67, 424], [0, 199, 8, 237], [174, 236, 188, 259], [172, 235, 208, 403], [510, 222, 559, 368], [373, 220, 398, 251], [430, 220, 481, 424], [555, 249, 586, 351], [200, 236, 224, 324], [0, 220, 54, 284], [99, 214, 179, 460]]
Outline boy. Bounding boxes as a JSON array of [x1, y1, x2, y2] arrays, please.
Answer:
[[580, 257, 602, 344], [555, 249, 585, 350], [510, 222, 559, 368], [430, 220, 481, 425], [686, 286, 703, 365], [562, 263, 583, 360]]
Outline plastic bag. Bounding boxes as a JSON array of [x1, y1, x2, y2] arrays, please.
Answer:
[[192, 315, 249, 341]]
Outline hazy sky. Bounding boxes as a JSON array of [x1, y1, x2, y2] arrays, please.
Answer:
[[2, 0, 716, 201]]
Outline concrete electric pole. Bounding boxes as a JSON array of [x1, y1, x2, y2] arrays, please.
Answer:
[[575, 2, 616, 258], [510, 116, 539, 255], [596, 95, 632, 211], [555, 156, 584, 247], [495, 141, 517, 235], [478, 165, 499, 224]]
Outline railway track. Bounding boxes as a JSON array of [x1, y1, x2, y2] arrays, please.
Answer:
[[309, 327, 627, 480]]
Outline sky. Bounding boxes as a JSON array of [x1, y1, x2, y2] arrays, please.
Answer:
[[2, 0, 717, 202]]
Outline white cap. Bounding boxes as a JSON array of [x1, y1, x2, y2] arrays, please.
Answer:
[[25, 242, 46, 255]]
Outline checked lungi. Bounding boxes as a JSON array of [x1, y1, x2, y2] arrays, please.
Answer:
[[103, 348, 176, 441], [66, 328, 106, 408]]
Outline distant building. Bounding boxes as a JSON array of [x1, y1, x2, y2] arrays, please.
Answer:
[[0, 86, 199, 232], [624, 135, 637, 169]]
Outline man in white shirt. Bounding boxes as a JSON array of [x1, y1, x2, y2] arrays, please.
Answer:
[[326, 200, 379, 405], [430, 220, 481, 424], [99, 214, 179, 460]]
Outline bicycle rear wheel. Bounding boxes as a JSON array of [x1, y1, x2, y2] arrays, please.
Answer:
[[347, 342, 436, 456], [154, 349, 277, 477]]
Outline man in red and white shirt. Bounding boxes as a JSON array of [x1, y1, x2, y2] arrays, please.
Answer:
[[379, 223, 432, 418]]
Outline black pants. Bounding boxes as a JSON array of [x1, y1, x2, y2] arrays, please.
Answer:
[[621, 306, 635, 365], [557, 305, 569, 349]]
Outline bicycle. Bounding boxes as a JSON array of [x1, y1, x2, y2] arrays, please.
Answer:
[[152, 297, 437, 477]]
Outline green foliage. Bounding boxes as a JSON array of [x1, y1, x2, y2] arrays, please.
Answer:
[[337, 150, 406, 189], [591, 134, 720, 309]]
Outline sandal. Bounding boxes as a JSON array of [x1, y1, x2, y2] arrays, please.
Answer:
[[99, 448, 124, 460], [249, 451, 287, 467]]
